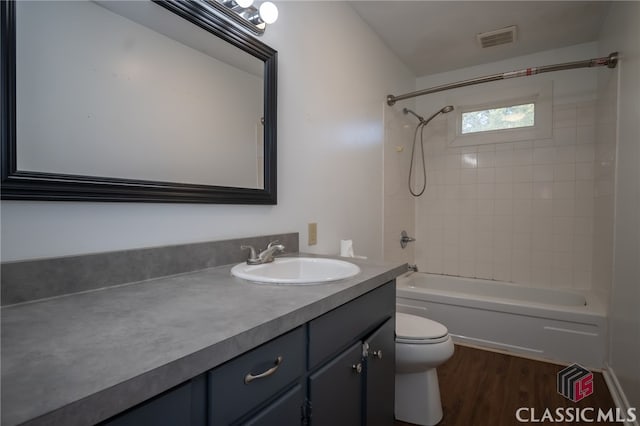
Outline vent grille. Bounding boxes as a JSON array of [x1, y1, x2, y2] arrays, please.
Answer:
[[477, 25, 517, 48]]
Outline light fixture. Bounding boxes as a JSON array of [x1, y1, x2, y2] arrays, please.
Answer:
[[259, 2, 278, 24], [209, 0, 278, 35]]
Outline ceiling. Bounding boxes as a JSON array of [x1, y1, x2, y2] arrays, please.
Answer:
[[350, 1, 611, 76]]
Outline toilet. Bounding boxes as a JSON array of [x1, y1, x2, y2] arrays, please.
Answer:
[[395, 312, 455, 426]]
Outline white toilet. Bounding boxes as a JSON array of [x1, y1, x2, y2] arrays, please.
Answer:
[[395, 312, 455, 426]]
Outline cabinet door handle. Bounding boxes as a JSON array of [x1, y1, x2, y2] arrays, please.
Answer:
[[244, 356, 283, 384], [372, 350, 383, 359], [352, 362, 363, 374]]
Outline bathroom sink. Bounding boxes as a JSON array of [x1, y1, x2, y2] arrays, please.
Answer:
[[231, 257, 360, 284]]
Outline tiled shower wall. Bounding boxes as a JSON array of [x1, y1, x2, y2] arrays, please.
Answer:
[[415, 101, 597, 289], [591, 67, 618, 301]]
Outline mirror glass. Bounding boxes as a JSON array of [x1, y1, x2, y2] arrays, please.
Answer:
[[15, 0, 265, 189]]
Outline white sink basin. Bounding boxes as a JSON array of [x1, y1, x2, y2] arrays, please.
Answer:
[[230, 257, 360, 284]]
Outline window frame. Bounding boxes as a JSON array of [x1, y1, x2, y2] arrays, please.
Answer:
[[447, 81, 552, 147]]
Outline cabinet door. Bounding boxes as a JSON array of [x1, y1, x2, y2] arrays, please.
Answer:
[[241, 384, 304, 426], [364, 317, 395, 426], [308, 342, 363, 426]]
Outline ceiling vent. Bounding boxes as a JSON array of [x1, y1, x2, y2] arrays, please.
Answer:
[[477, 25, 517, 48]]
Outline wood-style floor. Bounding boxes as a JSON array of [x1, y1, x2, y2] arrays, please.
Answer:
[[396, 345, 619, 426]]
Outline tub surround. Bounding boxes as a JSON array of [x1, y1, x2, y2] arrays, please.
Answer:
[[1, 235, 407, 426]]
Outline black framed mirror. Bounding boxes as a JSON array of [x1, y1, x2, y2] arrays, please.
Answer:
[[1, 0, 277, 204]]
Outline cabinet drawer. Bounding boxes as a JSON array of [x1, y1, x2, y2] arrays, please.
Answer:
[[208, 326, 305, 425], [103, 381, 193, 426], [308, 281, 395, 368]]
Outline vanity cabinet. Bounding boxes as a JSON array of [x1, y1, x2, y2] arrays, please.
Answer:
[[363, 318, 396, 426], [307, 281, 396, 425], [306, 317, 395, 426], [102, 281, 395, 426]]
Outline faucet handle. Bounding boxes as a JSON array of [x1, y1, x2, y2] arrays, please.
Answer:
[[241, 245, 258, 261], [266, 240, 280, 249], [266, 240, 285, 255]]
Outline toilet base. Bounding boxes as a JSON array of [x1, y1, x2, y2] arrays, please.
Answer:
[[395, 369, 443, 426]]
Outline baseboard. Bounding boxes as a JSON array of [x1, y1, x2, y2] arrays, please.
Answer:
[[452, 340, 605, 372], [602, 364, 639, 426]]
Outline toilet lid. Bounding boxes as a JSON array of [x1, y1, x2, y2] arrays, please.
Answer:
[[396, 313, 448, 341]]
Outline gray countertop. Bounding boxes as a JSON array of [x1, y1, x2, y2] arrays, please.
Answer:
[[1, 255, 406, 426]]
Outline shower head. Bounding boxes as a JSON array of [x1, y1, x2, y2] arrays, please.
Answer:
[[422, 105, 455, 126]]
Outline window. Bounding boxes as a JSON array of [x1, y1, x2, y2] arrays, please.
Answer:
[[447, 81, 552, 148], [461, 103, 535, 134]]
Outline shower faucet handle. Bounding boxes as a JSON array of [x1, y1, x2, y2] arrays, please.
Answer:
[[400, 230, 416, 249]]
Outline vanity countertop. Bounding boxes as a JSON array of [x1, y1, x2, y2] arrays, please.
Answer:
[[1, 255, 406, 426]]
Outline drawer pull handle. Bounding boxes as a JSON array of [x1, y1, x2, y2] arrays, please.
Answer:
[[372, 350, 383, 359], [244, 356, 283, 384], [352, 363, 362, 374]]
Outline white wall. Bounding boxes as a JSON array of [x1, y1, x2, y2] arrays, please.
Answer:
[[599, 2, 640, 409], [383, 103, 416, 265], [0, 1, 414, 261], [411, 43, 600, 289]]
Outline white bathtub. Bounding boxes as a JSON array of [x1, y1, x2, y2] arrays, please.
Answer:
[[396, 273, 607, 369]]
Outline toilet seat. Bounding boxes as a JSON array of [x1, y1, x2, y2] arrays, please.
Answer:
[[396, 313, 450, 344]]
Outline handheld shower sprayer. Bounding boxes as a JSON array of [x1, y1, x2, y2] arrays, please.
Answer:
[[421, 105, 454, 126], [406, 105, 455, 196], [403, 106, 454, 126]]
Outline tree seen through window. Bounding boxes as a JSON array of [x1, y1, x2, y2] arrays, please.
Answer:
[[462, 103, 535, 134]]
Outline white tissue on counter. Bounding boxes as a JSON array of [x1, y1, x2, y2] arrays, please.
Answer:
[[340, 240, 354, 257], [340, 239, 367, 259]]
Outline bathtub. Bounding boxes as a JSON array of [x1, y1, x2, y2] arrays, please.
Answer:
[[396, 273, 607, 369]]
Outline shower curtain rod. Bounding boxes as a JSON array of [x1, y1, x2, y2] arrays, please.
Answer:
[[386, 52, 619, 106]]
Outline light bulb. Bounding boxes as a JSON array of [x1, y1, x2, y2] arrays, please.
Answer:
[[235, 0, 253, 8], [259, 2, 278, 24]]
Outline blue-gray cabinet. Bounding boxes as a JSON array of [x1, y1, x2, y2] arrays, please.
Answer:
[[309, 341, 364, 425], [208, 326, 306, 425], [102, 282, 395, 425], [364, 318, 396, 426], [102, 377, 206, 426], [243, 384, 305, 426]]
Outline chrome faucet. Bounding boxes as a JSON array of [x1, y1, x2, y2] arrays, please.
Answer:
[[241, 241, 285, 265]]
